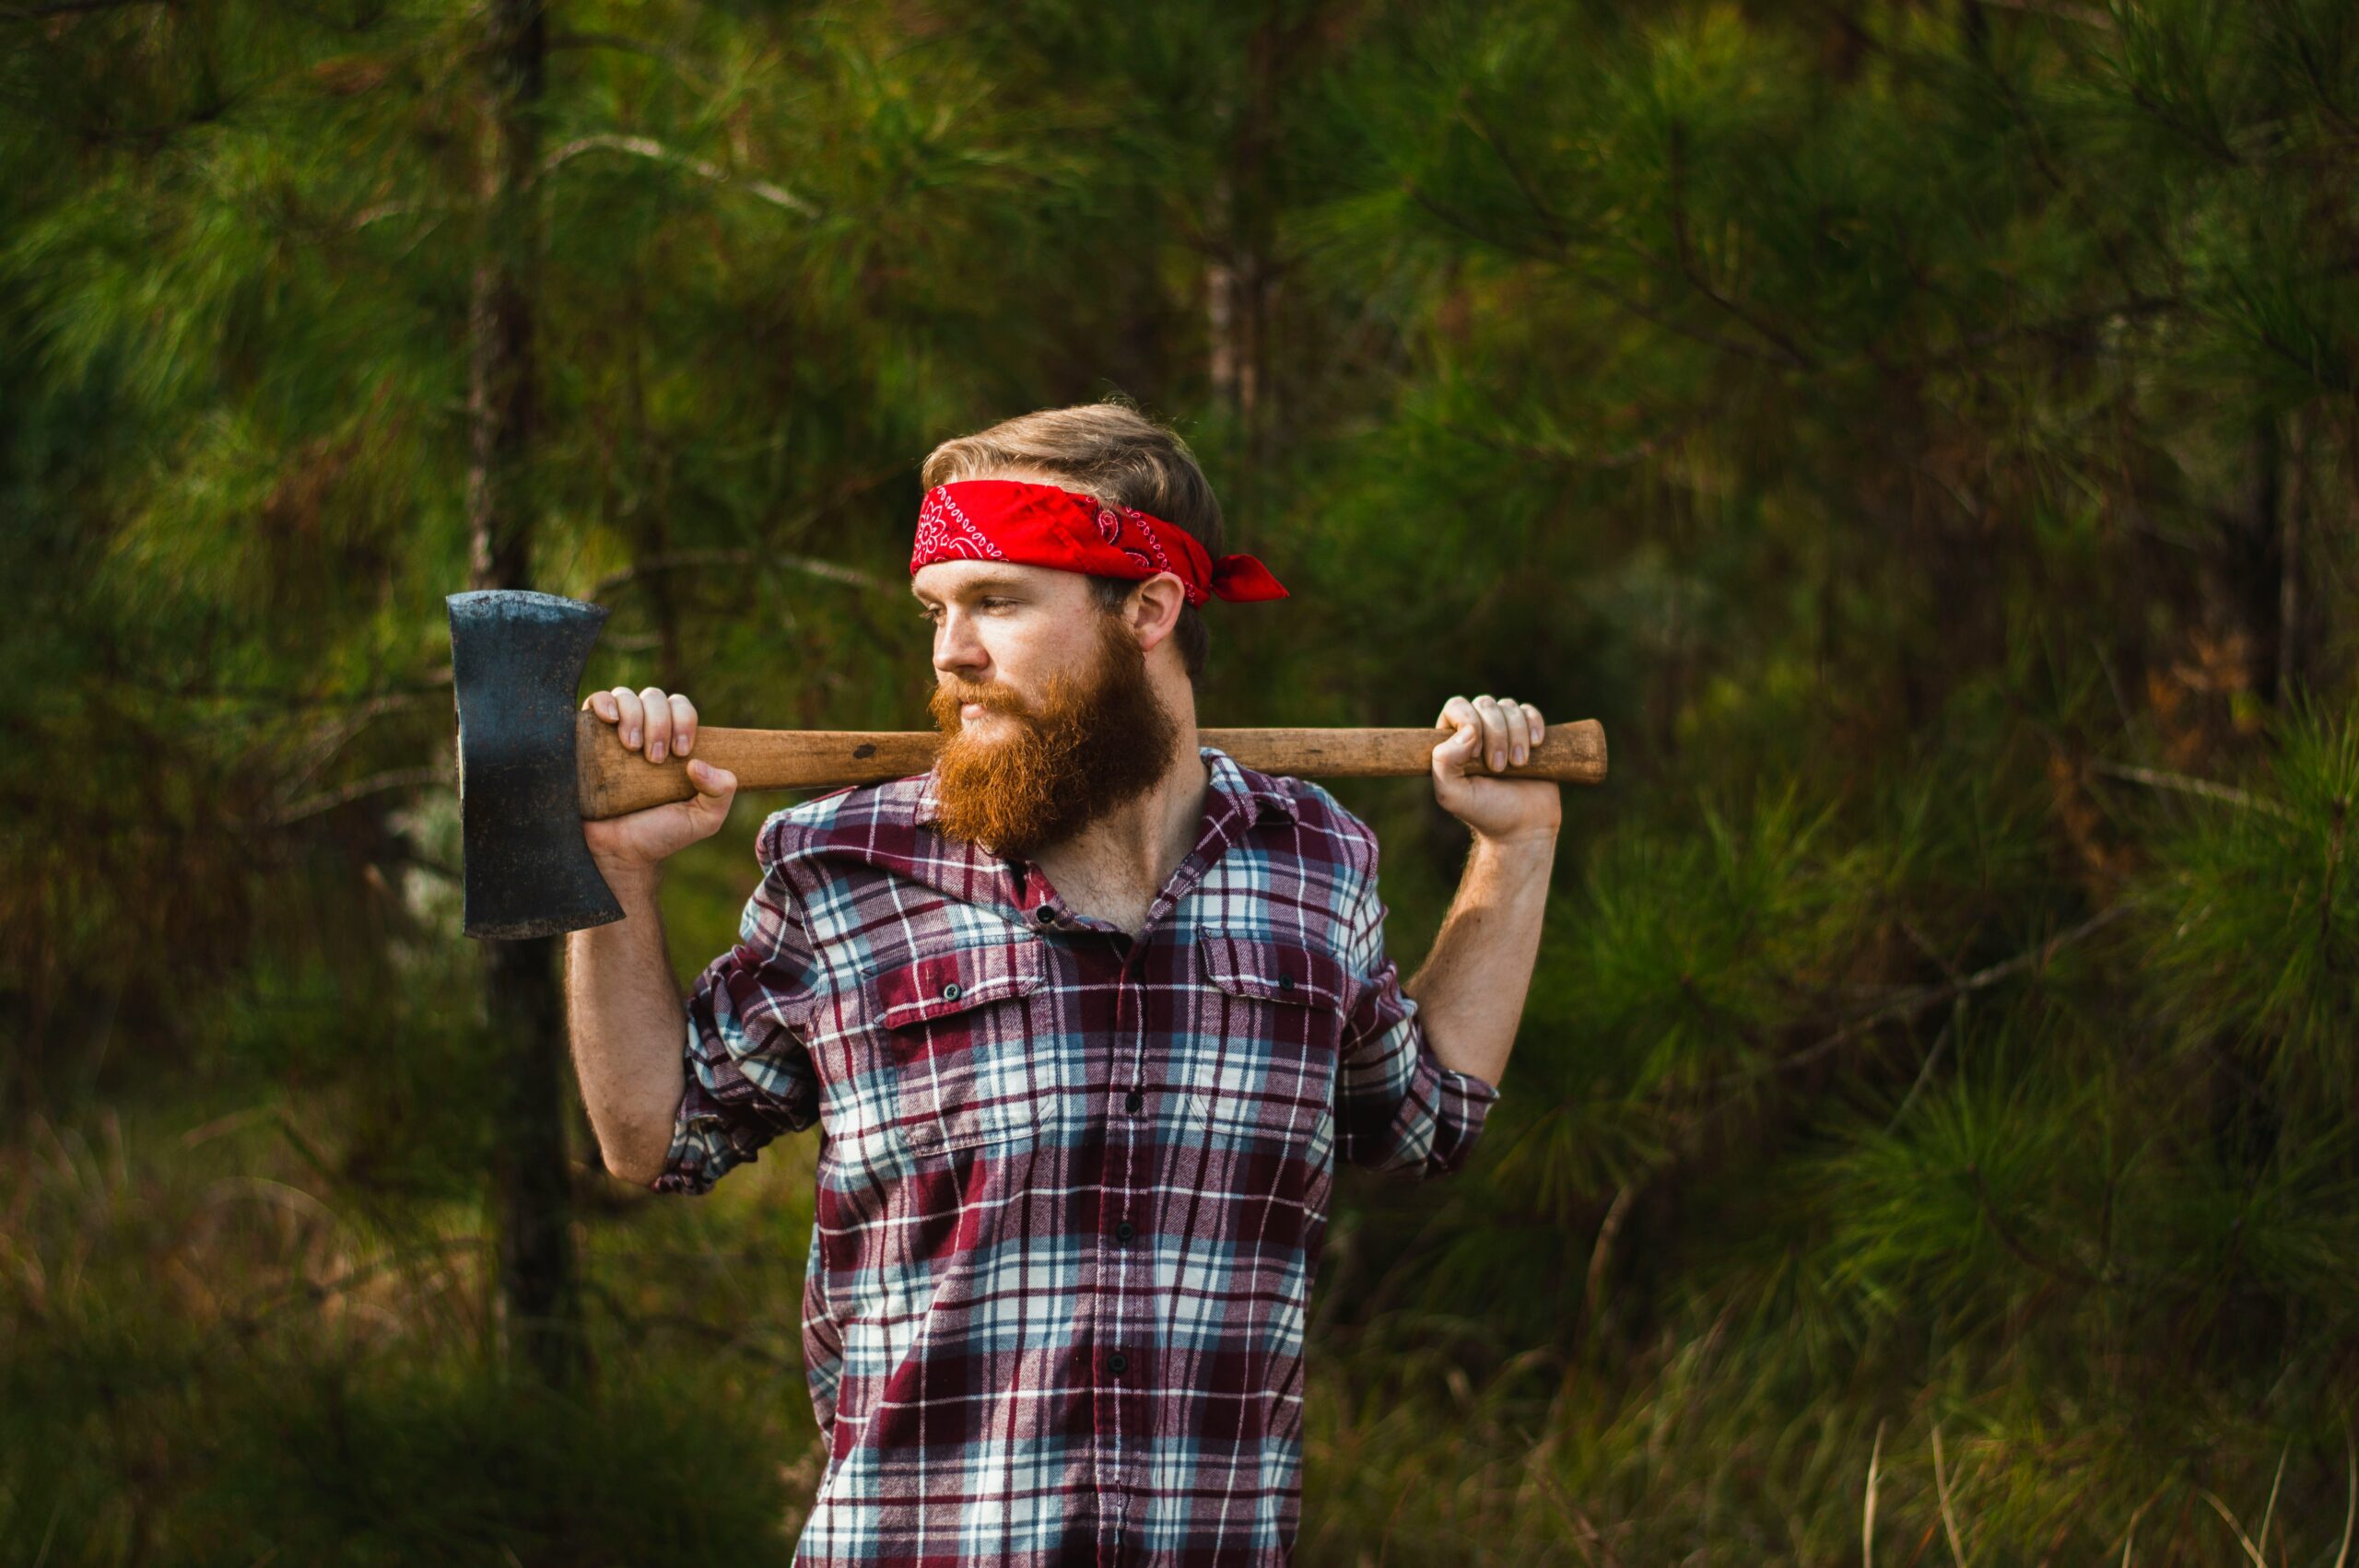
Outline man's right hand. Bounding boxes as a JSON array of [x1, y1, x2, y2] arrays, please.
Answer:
[[580, 685, 737, 877]]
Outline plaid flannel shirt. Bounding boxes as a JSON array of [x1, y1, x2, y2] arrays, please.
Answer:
[[650, 746, 1501, 1566]]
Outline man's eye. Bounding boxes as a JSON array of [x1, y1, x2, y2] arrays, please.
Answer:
[[980, 597, 1015, 611]]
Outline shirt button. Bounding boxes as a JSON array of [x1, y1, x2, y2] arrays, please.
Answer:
[[1123, 1089, 1144, 1114], [1034, 905, 1056, 924], [1108, 1352, 1129, 1376], [1114, 1220, 1135, 1244], [940, 981, 963, 1001], [1277, 974, 1296, 993]]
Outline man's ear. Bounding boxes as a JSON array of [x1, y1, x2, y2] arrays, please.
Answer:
[[1127, 573, 1189, 653]]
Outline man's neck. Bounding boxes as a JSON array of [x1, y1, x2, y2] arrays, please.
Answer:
[[1028, 705, 1206, 939]]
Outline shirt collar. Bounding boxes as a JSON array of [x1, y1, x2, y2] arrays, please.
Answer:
[[896, 744, 1298, 932], [1203, 744, 1299, 826]]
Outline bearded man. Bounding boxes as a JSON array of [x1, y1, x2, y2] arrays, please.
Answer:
[[565, 402, 1559, 1567]]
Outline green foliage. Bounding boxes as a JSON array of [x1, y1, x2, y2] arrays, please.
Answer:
[[0, 1093, 819, 1565], [2139, 692, 2359, 1096], [6, 0, 2359, 1559]]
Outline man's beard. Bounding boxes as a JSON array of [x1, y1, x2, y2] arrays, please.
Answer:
[[926, 613, 1181, 862]]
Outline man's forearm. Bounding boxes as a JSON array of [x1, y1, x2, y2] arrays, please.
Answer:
[[1401, 832, 1556, 1088], [564, 865, 690, 1185]]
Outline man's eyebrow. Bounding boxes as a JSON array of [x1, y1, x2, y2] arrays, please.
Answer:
[[944, 573, 1031, 598]]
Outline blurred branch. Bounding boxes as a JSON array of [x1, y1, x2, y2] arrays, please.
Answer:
[[1898, 914, 1967, 985], [269, 688, 452, 813], [1968, 1163, 2108, 1288], [1663, 123, 1819, 371], [1882, 1001, 1960, 1133], [1449, 91, 1817, 369], [1714, 903, 2132, 1091], [540, 133, 819, 216], [593, 547, 887, 600], [1582, 1182, 1637, 1325], [375, 843, 458, 883], [1402, 177, 1799, 368], [349, 199, 454, 233], [2088, 760, 2297, 822], [271, 766, 448, 826]]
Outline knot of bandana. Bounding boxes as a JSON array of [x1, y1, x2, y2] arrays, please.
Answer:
[[910, 479, 1288, 608]]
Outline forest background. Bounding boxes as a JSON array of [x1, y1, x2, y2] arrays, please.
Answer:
[[6, 0, 2359, 1562]]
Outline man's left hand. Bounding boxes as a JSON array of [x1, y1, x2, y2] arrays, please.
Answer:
[[1431, 694, 1563, 845]]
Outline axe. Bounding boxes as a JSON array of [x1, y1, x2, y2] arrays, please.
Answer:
[[447, 589, 1608, 940]]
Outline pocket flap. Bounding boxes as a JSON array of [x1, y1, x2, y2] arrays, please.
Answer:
[[869, 940, 1044, 1030], [1196, 931, 1349, 1010]]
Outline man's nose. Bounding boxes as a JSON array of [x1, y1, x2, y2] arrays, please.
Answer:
[[933, 611, 990, 680]]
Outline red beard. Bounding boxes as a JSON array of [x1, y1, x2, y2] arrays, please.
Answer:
[[926, 612, 1180, 861]]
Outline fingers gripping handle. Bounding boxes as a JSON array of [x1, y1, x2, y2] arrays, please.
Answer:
[[574, 717, 942, 817], [574, 712, 1608, 820]]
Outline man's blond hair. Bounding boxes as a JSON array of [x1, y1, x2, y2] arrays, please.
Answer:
[[921, 398, 1226, 677]]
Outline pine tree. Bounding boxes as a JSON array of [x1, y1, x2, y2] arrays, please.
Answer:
[[6, 0, 2359, 1559]]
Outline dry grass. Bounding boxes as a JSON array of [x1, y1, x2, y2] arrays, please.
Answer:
[[6, 1084, 2353, 1565]]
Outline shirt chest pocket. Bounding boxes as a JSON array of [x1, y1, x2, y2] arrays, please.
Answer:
[[1195, 931, 1350, 1137], [866, 940, 1051, 1157]]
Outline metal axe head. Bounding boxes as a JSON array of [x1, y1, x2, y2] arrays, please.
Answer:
[[446, 589, 622, 941]]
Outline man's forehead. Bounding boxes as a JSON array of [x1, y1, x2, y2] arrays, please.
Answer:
[[910, 559, 1077, 599]]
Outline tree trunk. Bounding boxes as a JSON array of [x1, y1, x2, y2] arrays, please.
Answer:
[[2276, 409, 2306, 706], [1204, 167, 1263, 436], [1207, 8, 1300, 489], [466, 0, 584, 1389], [2222, 410, 2287, 710]]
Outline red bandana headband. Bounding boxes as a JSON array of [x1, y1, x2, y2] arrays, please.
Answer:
[[909, 479, 1288, 607]]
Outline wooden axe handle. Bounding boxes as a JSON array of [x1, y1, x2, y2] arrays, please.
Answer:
[[574, 712, 1606, 820]]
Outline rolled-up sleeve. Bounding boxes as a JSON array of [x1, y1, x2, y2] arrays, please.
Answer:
[[1332, 845, 1501, 1179], [648, 831, 823, 1196]]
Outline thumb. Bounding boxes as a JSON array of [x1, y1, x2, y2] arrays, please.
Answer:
[[686, 758, 737, 819], [1431, 718, 1480, 778]]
